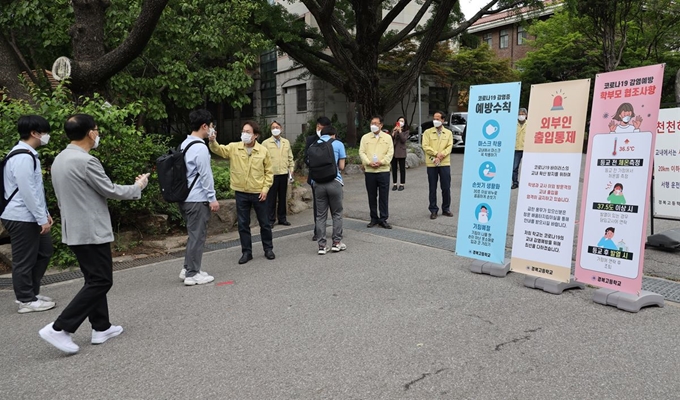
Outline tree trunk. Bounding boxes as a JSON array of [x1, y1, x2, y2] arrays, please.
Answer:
[[345, 100, 357, 147], [68, 0, 169, 97], [0, 34, 32, 102]]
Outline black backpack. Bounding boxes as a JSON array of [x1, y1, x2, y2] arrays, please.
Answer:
[[1, 149, 38, 215], [306, 138, 337, 183], [156, 141, 206, 203]]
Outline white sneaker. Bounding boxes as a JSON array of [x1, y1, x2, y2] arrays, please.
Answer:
[[17, 299, 56, 314], [36, 294, 53, 302], [318, 246, 329, 255], [91, 325, 124, 344], [184, 272, 215, 286], [179, 269, 209, 280], [331, 242, 347, 252], [39, 323, 79, 354]]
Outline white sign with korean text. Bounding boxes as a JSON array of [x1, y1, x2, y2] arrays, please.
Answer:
[[653, 108, 680, 220], [578, 132, 652, 279]]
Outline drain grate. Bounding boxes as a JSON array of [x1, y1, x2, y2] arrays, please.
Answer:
[[3, 221, 680, 304]]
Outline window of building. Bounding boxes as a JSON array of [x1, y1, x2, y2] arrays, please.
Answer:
[[499, 29, 509, 49], [296, 84, 307, 112], [517, 26, 528, 45], [429, 87, 447, 116], [241, 93, 254, 118], [483, 33, 492, 47], [260, 49, 277, 116]]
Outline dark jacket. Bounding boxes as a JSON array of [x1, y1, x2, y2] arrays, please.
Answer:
[[391, 128, 409, 159]]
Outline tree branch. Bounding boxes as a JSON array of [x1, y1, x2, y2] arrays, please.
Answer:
[[376, 0, 414, 37], [380, 0, 433, 52], [72, 0, 169, 88]]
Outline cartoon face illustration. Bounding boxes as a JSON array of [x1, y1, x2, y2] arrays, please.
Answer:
[[606, 182, 626, 204], [604, 228, 614, 239], [478, 206, 489, 223], [597, 227, 618, 250], [608, 103, 642, 133]]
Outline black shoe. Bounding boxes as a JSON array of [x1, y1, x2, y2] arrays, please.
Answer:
[[278, 221, 291, 226], [367, 221, 378, 228], [238, 253, 253, 264], [511, 183, 519, 189], [430, 213, 437, 220], [442, 211, 454, 217], [398, 185, 405, 191], [392, 184, 398, 191], [379, 221, 392, 229], [265, 250, 275, 260]]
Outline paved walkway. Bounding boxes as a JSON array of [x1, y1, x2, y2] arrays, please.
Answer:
[[1, 154, 680, 399]]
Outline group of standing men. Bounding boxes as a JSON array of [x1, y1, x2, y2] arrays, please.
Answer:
[[2, 108, 464, 354]]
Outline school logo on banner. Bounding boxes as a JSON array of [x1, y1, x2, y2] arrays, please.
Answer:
[[510, 79, 591, 282], [456, 82, 521, 264], [575, 64, 665, 294]]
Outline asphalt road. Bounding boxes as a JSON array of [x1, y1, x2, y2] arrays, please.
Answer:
[[1, 153, 679, 399]]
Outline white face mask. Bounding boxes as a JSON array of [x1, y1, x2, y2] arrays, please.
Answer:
[[271, 128, 281, 136], [93, 135, 100, 149], [518, 115, 526, 122], [208, 127, 216, 137], [370, 124, 380, 133], [622, 116, 631, 123], [433, 120, 443, 128], [399, 121, 405, 127], [316, 129, 322, 137], [39, 133, 50, 146], [241, 132, 253, 144]]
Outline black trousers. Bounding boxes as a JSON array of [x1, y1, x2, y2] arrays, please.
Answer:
[[1, 219, 53, 303], [267, 174, 289, 224], [53, 243, 113, 333], [365, 171, 390, 223], [236, 191, 273, 255], [391, 157, 406, 184]]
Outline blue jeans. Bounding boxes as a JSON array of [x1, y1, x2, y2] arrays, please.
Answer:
[[512, 150, 524, 185], [427, 166, 451, 213]]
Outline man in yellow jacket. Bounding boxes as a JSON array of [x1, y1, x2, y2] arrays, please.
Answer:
[[512, 108, 528, 189], [209, 121, 275, 264], [262, 121, 294, 226], [422, 111, 453, 219], [359, 116, 394, 229]]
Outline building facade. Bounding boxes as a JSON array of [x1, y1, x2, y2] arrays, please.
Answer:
[[467, 2, 561, 68]]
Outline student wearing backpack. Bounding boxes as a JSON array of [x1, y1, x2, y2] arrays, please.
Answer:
[[309, 126, 346, 255], [0, 115, 55, 314], [177, 109, 220, 286], [359, 116, 394, 229], [209, 120, 275, 264], [39, 114, 150, 354], [262, 121, 294, 226], [305, 116, 331, 240]]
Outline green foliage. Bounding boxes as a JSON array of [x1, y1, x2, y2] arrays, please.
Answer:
[[211, 160, 233, 200], [0, 83, 170, 268]]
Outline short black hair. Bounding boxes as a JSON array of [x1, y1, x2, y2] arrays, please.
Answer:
[[189, 109, 213, 132], [64, 114, 96, 141], [243, 120, 261, 136], [371, 115, 384, 124], [434, 111, 446, 119], [605, 227, 615, 234], [18, 115, 51, 141], [321, 126, 337, 137], [270, 120, 282, 129], [480, 206, 488, 211], [316, 116, 331, 127]]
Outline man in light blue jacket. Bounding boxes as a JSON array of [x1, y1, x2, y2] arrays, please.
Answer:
[[39, 114, 149, 354], [1, 115, 55, 314]]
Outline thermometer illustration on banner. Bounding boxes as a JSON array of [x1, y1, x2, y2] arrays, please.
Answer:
[[612, 137, 618, 156]]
